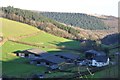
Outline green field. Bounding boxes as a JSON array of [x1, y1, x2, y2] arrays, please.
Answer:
[[2, 41, 47, 78], [86, 66, 118, 78], [1, 18, 81, 78], [19, 32, 80, 50], [0, 18, 40, 38], [1, 18, 117, 78]]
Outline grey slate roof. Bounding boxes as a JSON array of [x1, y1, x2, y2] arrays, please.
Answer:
[[85, 50, 106, 56], [93, 56, 108, 62], [40, 53, 53, 57], [54, 52, 79, 60], [32, 55, 65, 64], [42, 55, 65, 64]]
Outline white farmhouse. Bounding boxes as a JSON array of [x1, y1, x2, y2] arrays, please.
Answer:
[[85, 50, 110, 67], [91, 56, 109, 67]]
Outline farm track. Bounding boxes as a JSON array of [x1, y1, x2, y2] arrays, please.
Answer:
[[0, 31, 41, 46], [12, 31, 41, 40], [0, 38, 8, 46], [8, 39, 58, 49]]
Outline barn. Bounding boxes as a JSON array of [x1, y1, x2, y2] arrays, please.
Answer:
[[30, 55, 66, 70], [91, 56, 109, 67], [54, 52, 80, 63], [14, 48, 47, 58]]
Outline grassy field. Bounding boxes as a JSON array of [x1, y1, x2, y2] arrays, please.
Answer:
[[1, 18, 81, 78], [86, 66, 118, 78], [1, 41, 47, 78], [0, 18, 40, 38], [19, 32, 81, 50], [45, 72, 73, 78], [2, 18, 117, 78]]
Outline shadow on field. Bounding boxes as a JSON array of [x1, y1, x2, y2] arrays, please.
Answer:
[[48, 40, 82, 52], [48, 33, 120, 53], [101, 33, 120, 45], [2, 57, 46, 79]]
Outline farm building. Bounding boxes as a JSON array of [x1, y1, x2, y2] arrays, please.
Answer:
[[30, 55, 66, 70], [85, 50, 106, 60], [91, 56, 109, 67], [85, 50, 109, 67], [114, 52, 120, 55], [14, 48, 47, 58], [54, 52, 80, 62]]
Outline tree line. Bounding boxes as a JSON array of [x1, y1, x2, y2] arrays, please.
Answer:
[[1, 6, 107, 40], [40, 12, 108, 30], [1, 6, 115, 55], [1, 6, 83, 40]]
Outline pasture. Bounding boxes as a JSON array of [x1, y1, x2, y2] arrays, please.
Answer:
[[1, 18, 81, 77], [0, 18, 39, 38], [2, 41, 47, 78], [19, 32, 81, 50], [1, 18, 117, 78]]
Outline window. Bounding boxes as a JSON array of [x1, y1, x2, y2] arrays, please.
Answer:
[[95, 62, 97, 65]]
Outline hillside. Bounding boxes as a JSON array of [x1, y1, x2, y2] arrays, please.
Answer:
[[101, 33, 120, 45], [0, 18, 40, 38], [1, 7, 119, 78], [1, 6, 115, 40], [40, 12, 108, 30], [86, 14, 118, 32], [101, 16, 118, 32], [1, 19, 118, 78], [1, 18, 81, 78]]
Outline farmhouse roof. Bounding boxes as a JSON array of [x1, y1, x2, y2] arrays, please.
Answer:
[[93, 56, 108, 62], [55, 52, 80, 60], [85, 50, 106, 56]]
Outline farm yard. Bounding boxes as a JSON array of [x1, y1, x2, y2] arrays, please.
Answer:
[[1, 18, 119, 78]]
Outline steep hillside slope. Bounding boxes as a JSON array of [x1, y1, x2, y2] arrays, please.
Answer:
[[40, 12, 108, 30], [0, 18, 40, 38], [1, 6, 117, 40]]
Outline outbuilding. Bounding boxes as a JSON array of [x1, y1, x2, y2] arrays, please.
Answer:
[[30, 55, 66, 70], [14, 48, 47, 58], [54, 52, 80, 62]]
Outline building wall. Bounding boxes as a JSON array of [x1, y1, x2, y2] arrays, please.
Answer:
[[18, 53, 25, 57], [91, 58, 109, 67]]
